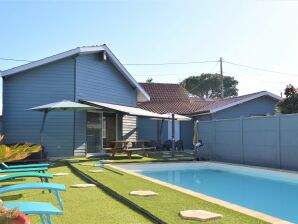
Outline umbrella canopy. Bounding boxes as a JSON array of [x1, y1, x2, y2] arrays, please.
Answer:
[[28, 100, 95, 112], [151, 113, 191, 121], [161, 113, 191, 121]]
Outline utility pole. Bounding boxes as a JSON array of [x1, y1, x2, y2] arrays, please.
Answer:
[[220, 57, 224, 99]]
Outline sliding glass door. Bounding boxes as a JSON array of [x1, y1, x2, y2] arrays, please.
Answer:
[[86, 112, 103, 153]]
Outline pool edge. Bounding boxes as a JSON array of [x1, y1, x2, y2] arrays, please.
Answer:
[[109, 163, 292, 224]]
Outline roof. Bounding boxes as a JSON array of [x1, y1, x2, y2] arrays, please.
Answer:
[[80, 100, 167, 119], [139, 83, 189, 102], [1, 45, 150, 102], [138, 83, 282, 115]]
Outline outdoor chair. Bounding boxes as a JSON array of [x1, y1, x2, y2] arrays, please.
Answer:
[[162, 140, 172, 151], [0, 166, 48, 173], [0, 172, 53, 183], [1, 162, 50, 169], [1, 182, 66, 224], [175, 140, 184, 151]]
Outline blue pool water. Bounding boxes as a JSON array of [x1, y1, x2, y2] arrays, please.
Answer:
[[118, 162, 298, 223]]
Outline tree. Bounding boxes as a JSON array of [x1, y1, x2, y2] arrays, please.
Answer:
[[146, 78, 153, 83], [180, 73, 238, 98], [276, 84, 298, 114]]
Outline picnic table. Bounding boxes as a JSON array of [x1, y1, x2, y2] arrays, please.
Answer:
[[104, 140, 156, 159]]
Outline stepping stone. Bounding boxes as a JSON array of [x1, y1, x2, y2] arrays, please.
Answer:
[[79, 163, 93, 166], [179, 210, 223, 221], [53, 173, 69, 176], [88, 170, 104, 173], [70, 184, 96, 188], [129, 190, 158, 197]]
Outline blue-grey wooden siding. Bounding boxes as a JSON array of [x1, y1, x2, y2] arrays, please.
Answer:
[[75, 54, 137, 106], [198, 113, 298, 171], [73, 54, 138, 151], [2, 58, 75, 158], [212, 96, 277, 120], [137, 117, 168, 145]]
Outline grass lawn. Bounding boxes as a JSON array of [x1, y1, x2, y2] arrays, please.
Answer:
[[71, 160, 269, 224], [0, 163, 151, 224], [70, 151, 195, 164]]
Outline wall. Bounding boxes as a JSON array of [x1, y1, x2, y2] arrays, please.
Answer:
[[74, 53, 138, 152], [2, 58, 75, 158], [122, 115, 137, 143], [198, 113, 298, 170], [75, 54, 137, 106], [195, 96, 278, 121], [137, 117, 168, 145]]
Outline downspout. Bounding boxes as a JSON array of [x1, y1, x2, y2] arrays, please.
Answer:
[[73, 57, 77, 156]]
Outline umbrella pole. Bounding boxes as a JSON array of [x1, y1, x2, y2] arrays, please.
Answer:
[[171, 114, 175, 158], [39, 111, 48, 160]]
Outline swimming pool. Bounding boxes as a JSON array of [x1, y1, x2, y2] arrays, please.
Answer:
[[117, 162, 298, 223]]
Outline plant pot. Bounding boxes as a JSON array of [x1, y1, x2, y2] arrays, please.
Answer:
[[8, 214, 30, 224]]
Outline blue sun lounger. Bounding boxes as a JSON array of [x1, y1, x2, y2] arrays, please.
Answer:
[[0, 167, 48, 173], [1, 162, 50, 169], [0, 172, 53, 182], [1, 182, 66, 224]]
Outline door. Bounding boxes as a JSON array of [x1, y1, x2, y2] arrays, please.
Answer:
[[86, 112, 103, 153]]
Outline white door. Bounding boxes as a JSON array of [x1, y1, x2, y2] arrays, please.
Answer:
[[168, 120, 180, 140]]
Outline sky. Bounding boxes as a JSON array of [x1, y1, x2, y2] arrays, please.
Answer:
[[1, 0, 298, 101]]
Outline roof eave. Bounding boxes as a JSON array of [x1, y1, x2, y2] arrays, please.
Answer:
[[210, 91, 282, 113], [1, 45, 150, 102]]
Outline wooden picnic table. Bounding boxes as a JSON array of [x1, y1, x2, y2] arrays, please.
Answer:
[[104, 140, 156, 159]]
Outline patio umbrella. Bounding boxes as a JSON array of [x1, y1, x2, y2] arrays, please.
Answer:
[[193, 120, 199, 159], [28, 100, 95, 157]]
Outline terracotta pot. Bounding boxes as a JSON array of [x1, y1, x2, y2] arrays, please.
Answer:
[[8, 214, 30, 224]]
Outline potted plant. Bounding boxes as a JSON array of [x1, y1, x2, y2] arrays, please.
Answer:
[[0, 200, 30, 224]]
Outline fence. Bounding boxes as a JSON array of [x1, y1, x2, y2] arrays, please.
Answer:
[[198, 113, 298, 170]]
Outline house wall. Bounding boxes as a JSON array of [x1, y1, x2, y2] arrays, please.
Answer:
[[122, 115, 137, 144], [137, 117, 168, 145], [2, 58, 75, 158], [195, 96, 277, 121], [74, 53, 138, 151], [198, 113, 298, 171], [75, 54, 137, 106]]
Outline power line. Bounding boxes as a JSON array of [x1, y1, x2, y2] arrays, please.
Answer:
[[223, 60, 298, 77], [0, 57, 33, 63], [123, 60, 218, 66]]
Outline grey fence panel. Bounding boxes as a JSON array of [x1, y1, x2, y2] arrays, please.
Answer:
[[198, 114, 298, 170], [280, 115, 298, 170]]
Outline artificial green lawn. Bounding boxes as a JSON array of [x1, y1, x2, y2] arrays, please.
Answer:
[[71, 161, 269, 224], [0, 163, 151, 224], [70, 151, 195, 164]]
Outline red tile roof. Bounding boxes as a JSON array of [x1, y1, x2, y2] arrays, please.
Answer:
[[139, 83, 189, 102], [138, 83, 280, 115]]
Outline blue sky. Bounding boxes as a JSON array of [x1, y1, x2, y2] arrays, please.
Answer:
[[1, 0, 298, 99]]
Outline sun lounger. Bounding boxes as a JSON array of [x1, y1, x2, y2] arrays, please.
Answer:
[[0, 167, 48, 173], [1, 182, 66, 224], [1, 162, 50, 169], [0, 172, 53, 182]]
